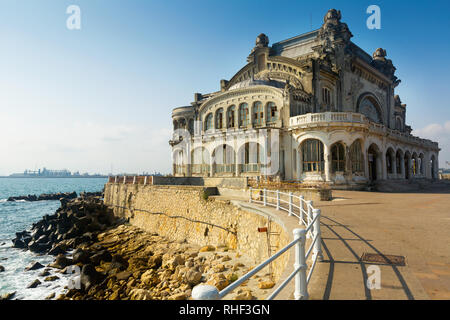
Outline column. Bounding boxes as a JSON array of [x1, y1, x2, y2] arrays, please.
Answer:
[[380, 151, 387, 180], [297, 149, 302, 180], [324, 144, 331, 182]]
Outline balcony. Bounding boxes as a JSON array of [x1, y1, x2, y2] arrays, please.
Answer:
[[289, 112, 438, 149]]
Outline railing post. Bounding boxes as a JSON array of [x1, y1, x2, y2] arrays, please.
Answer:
[[133, 176, 136, 185], [288, 192, 293, 216], [263, 189, 267, 206], [299, 195, 304, 225], [293, 229, 308, 300], [123, 176, 126, 184], [144, 176, 148, 185], [312, 209, 324, 262], [249, 187, 253, 203], [306, 200, 313, 239], [191, 285, 220, 300], [114, 176, 118, 183], [276, 190, 280, 210]]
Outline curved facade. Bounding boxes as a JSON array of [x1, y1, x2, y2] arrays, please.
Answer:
[[170, 9, 440, 186]]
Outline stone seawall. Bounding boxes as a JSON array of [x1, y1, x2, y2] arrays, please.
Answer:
[[104, 183, 291, 282]]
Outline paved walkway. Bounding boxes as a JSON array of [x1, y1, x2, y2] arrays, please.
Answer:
[[309, 188, 450, 300], [222, 184, 450, 300]]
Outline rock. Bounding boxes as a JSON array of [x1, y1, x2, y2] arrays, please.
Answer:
[[44, 276, 60, 282], [199, 245, 215, 252], [147, 255, 162, 269], [45, 292, 56, 300], [129, 288, 152, 300], [48, 244, 66, 256], [183, 269, 202, 286], [49, 255, 73, 269], [80, 264, 104, 291], [226, 273, 239, 283], [115, 271, 132, 281], [0, 265, 4, 272], [109, 254, 128, 271], [25, 261, 44, 271], [213, 264, 226, 272], [222, 255, 232, 262], [258, 280, 275, 289], [27, 279, 41, 289], [12, 238, 26, 249], [168, 292, 186, 300], [72, 249, 91, 264], [233, 290, 255, 300], [207, 273, 229, 291], [90, 250, 112, 265], [163, 255, 185, 270], [141, 270, 159, 286], [0, 292, 16, 300], [39, 270, 51, 277]]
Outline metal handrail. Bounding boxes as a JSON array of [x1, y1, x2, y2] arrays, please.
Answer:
[[192, 187, 323, 301]]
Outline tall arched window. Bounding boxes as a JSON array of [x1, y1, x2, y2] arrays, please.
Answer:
[[215, 108, 224, 129], [252, 101, 263, 126], [227, 105, 236, 128], [205, 113, 213, 131], [331, 143, 345, 173], [301, 139, 324, 172], [267, 102, 278, 123], [350, 140, 363, 173], [239, 103, 249, 126]]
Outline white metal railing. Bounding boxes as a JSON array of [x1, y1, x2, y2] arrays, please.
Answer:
[[192, 188, 323, 300]]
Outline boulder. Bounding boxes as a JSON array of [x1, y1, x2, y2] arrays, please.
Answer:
[[0, 292, 16, 300], [44, 276, 59, 282], [27, 279, 41, 289], [72, 249, 91, 264], [90, 250, 112, 265], [129, 288, 152, 300], [258, 280, 275, 289], [147, 255, 162, 269], [48, 244, 66, 256], [80, 264, 104, 291], [0, 265, 4, 272], [49, 255, 73, 269], [25, 261, 44, 271]]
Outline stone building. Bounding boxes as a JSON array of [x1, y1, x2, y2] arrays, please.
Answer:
[[170, 9, 440, 187]]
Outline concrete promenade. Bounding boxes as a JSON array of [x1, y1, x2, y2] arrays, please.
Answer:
[[224, 183, 450, 300]]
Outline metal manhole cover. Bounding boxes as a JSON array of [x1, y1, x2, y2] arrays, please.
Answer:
[[360, 253, 406, 266]]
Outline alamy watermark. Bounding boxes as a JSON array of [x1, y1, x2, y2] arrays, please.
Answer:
[[366, 265, 381, 290], [366, 5, 381, 30], [66, 5, 81, 30]]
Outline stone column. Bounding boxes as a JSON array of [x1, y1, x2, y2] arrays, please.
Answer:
[[380, 150, 387, 180], [297, 149, 302, 180], [392, 153, 397, 177], [345, 146, 352, 179], [324, 144, 331, 182]]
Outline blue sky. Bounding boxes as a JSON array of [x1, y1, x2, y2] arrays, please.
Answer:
[[0, 0, 449, 175]]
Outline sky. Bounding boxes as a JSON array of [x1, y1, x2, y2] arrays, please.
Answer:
[[0, 0, 449, 175]]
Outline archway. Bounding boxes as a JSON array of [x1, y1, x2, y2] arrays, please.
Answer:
[[237, 142, 265, 174], [212, 144, 235, 174]]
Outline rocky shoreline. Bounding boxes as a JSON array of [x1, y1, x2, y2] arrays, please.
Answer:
[[6, 191, 102, 202], [3, 195, 275, 300]]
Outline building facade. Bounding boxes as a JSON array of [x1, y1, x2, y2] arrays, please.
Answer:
[[170, 9, 440, 187]]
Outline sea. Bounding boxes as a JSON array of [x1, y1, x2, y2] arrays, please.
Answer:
[[0, 177, 107, 300]]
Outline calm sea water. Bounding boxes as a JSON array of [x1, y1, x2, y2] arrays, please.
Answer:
[[0, 177, 107, 299]]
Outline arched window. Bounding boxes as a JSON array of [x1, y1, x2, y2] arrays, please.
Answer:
[[205, 113, 213, 131], [215, 108, 224, 129], [252, 101, 263, 126], [267, 102, 278, 123], [239, 103, 249, 126], [227, 105, 236, 128], [331, 143, 345, 173], [359, 95, 382, 124], [301, 139, 324, 172], [350, 140, 363, 173]]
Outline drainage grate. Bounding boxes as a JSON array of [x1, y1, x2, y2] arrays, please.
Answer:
[[360, 253, 406, 266]]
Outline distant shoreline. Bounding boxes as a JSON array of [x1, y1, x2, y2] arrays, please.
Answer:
[[0, 176, 108, 179]]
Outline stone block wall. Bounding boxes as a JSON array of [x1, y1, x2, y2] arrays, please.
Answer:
[[104, 183, 291, 282]]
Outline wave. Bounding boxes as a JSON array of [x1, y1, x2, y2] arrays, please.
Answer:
[[0, 199, 7, 203]]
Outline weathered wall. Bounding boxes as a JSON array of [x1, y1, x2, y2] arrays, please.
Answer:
[[104, 183, 291, 282]]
